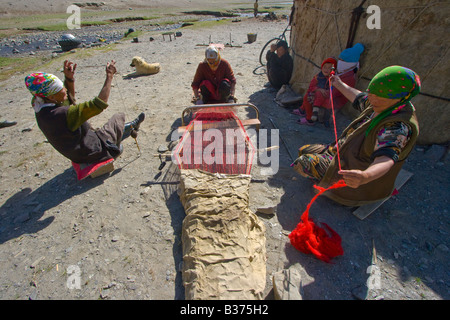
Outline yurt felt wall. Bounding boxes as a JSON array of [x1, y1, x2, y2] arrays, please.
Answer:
[[179, 169, 266, 300], [289, 0, 450, 145]]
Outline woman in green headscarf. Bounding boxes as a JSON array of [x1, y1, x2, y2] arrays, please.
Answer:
[[293, 66, 421, 206]]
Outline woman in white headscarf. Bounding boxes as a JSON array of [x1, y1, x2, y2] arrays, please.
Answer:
[[191, 46, 236, 104]]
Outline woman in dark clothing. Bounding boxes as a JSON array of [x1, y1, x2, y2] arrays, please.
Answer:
[[25, 60, 145, 165], [266, 40, 294, 90]]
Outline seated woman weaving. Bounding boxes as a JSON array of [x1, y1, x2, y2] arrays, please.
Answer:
[[293, 66, 421, 206], [191, 46, 237, 104]]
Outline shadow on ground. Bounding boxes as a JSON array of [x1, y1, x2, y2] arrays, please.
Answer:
[[0, 167, 111, 245]]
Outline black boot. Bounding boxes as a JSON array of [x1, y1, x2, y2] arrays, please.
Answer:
[[123, 112, 145, 140], [0, 120, 17, 128]]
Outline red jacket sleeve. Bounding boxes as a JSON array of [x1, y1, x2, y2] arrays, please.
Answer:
[[221, 59, 236, 85], [307, 74, 319, 94], [191, 62, 206, 90]]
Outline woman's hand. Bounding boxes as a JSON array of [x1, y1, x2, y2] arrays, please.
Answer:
[[63, 60, 77, 80], [98, 61, 117, 103], [339, 156, 395, 189], [105, 60, 117, 78], [329, 74, 343, 88], [338, 170, 369, 189], [329, 73, 361, 103]]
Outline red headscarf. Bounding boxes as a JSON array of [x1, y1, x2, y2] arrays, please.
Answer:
[[321, 57, 337, 70]]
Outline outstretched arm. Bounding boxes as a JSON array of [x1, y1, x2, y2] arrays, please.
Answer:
[[230, 82, 236, 97], [63, 60, 77, 102], [65, 61, 116, 131], [339, 156, 395, 189], [98, 60, 117, 103], [191, 64, 203, 100], [330, 74, 362, 103]]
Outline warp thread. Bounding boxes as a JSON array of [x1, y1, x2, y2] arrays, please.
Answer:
[[329, 68, 342, 171]]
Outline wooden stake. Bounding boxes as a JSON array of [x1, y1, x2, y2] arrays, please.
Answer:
[[134, 137, 141, 154]]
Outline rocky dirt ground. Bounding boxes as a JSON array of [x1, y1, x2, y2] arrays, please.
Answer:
[[0, 2, 449, 301]]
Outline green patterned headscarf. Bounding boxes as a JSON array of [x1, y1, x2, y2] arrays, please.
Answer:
[[365, 66, 421, 136], [367, 66, 421, 101]]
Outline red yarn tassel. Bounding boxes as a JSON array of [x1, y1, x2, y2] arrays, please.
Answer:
[[289, 180, 347, 263]]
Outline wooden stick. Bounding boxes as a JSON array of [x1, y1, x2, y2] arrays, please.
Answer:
[[269, 117, 295, 162], [134, 137, 141, 154]]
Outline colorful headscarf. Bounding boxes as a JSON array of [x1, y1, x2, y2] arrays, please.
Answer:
[[25, 72, 64, 113], [205, 46, 221, 71], [365, 66, 421, 136], [367, 66, 421, 101], [25, 72, 64, 99]]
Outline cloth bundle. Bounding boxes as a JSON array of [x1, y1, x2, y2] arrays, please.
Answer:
[[179, 169, 266, 300]]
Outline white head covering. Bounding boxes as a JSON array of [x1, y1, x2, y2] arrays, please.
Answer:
[[205, 46, 219, 60], [204, 46, 221, 71], [337, 60, 360, 75]]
